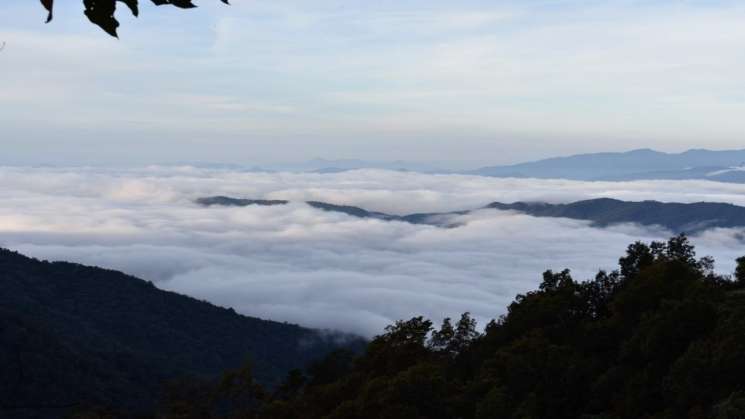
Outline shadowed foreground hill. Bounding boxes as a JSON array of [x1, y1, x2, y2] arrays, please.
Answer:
[[113, 235, 745, 419], [0, 249, 361, 418]]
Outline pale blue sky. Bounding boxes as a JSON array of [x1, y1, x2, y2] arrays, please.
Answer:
[[2, 0, 745, 167]]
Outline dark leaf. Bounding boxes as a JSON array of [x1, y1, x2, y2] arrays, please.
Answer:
[[84, 0, 120, 38], [150, 0, 197, 9], [118, 0, 139, 17], [40, 0, 53, 23]]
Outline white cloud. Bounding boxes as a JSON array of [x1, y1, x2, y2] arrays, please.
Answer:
[[0, 167, 743, 336]]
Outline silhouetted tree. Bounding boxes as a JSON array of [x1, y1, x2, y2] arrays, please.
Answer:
[[735, 256, 745, 286], [619, 241, 654, 278], [449, 312, 480, 354], [429, 313, 479, 356], [665, 233, 698, 266], [538, 268, 574, 291], [429, 317, 454, 352], [361, 316, 433, 375]]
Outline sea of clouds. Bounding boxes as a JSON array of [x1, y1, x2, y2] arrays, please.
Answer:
[[1, 166, 744, 336]]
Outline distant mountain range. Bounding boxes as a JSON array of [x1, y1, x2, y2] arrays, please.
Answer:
[[0, 249, 361, 417], [195, 196, 468, 227], [198, 196, 745, 234], [486, 198, 745, 233], [467, 148, 745, 182], [175, 149, 745, 183]]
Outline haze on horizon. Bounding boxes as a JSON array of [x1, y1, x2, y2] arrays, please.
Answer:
[[3, 0, 745, 167]]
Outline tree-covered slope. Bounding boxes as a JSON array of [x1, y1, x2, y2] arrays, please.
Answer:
[[0, 248, 361, 418], [130, 235, 745, 419]]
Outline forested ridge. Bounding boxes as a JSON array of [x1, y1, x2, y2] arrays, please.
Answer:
[[66, 234, 745, 419], [198, 195, 745, 233], [0, 249, 362, 419]]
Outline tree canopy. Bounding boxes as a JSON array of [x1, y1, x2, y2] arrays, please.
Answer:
[[39, 0, 229, 37], [68, 234, 745, 418]]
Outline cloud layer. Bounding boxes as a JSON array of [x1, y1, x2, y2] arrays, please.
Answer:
[[1, 167, 744, 336]]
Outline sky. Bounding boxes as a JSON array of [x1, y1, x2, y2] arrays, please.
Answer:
[[2, 0, 745, 167], [2, 166, 744, 336]]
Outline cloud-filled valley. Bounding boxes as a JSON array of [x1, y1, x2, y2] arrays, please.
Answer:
[[2, 166, 744, 336]]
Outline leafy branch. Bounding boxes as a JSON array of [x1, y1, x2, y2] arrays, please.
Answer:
[[39, 0, 230, 38]]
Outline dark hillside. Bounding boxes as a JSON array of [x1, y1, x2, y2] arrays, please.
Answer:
[[0, 249, 361, 418]]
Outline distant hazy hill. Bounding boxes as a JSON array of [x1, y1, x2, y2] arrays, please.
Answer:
[[196, 196, 291, 207], [196, 196, 454, 225], [198, 196, 745, 233], [468, 148, 745, 181], [0, 249, 360, 417]]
